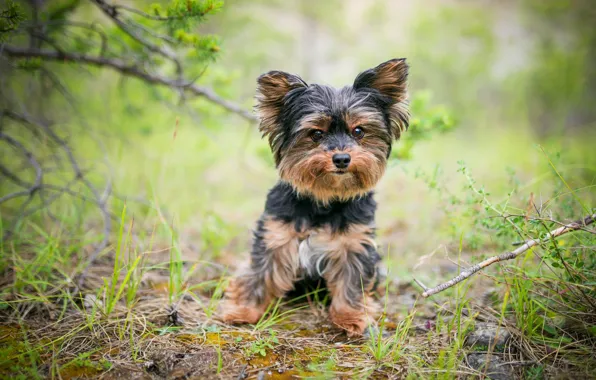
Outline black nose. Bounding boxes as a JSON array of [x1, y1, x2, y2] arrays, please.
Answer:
[[332, 153, 351, 169]]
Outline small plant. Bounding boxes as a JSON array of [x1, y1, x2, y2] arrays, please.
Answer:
[[419, 147, 596, 376], [253, 297, 307, 332], [187, 274, 227, 319], [215, 342, 223, 374], [305, 350, 338, 380], [525, 364, 545, 380], [244, 329, 278, 358], [392, 91, 456, 160], [102, 205, 145, 316]]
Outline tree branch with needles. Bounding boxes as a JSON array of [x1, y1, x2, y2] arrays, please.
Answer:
[[1, 0, 256, 122], [1, 46, 257, 122], [416, 213, 596, 298]]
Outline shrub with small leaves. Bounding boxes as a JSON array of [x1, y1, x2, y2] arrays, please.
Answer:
[[392, 91, 456, 160]]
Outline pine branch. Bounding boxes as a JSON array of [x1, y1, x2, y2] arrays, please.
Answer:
[[92, 0, 180, 67], [1, 45, 257, 122]]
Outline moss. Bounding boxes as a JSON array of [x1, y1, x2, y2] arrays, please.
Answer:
[[175, 330, 253, 347], [58, 362, 105, 380]]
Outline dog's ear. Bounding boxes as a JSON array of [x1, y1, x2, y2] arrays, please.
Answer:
[[256, 71, 307, 160], [353, 59, 409, 139]]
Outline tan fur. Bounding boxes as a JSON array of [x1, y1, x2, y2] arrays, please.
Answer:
[[344, 108, 386, 132], [221, 217, 306, 323], [310, 224, 376, 258], [223, 221, 381, 335], [369, 60, 410, 139], [296, 113, 331, 132], [307, 224, 380, 336], [387, 101, 409, 139], [278, 144, 386, 204], [329, 295, 378, 337], [221, 279, 269, 324], [262, 218, 306, 296], [275, 104, 392, 204], [311, 225, 376, 299], [353, 59, 410, 139], [369, 59, 408, 103], [256, 71, 308, 163]]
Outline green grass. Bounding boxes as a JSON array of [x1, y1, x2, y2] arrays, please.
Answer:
[[1, 121, 594, 378], [243, 329, 278, 358]]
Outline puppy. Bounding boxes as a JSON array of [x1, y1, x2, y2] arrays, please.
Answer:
[[222, 59, 409, 336]]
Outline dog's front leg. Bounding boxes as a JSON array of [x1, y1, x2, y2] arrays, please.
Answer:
[[222, 216, 301, 324], [315, 226, 381, 337]]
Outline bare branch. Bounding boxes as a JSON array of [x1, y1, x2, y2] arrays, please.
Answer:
[[2, 111, 112, 283], [0, 163, 30, 188], [413, 278, 429, 292], [0, 132, 42, 204], [420, 214, 596, 298], [1, 46, 257, 122], [92, 0, 179, 66]]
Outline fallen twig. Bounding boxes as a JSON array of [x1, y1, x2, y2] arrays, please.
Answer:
[[419, 213, 596, 298]]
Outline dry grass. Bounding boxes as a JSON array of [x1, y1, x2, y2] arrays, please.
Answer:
[[3, 233, 584, 380], [1, 123, 595, 379]]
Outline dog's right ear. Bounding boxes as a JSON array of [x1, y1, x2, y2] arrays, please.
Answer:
[[353, 59, 409, 139], [256, 71, 307, 156]]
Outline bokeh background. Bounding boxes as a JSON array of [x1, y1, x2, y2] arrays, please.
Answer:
[[50, 0, 595, 272]]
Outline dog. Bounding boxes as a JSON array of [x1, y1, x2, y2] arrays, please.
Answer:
[[222, 59, 409, 336]]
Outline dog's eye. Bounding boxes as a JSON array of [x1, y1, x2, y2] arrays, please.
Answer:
[[310, 130, 325, 142], [352, 127, 365, 139]]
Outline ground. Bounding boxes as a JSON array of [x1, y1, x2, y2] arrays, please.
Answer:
[[0, 260, 517, 379]]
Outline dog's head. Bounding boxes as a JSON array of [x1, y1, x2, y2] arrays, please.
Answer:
[[256, 59, 409, 203]]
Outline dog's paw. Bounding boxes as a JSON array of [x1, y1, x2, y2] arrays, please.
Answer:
[[220, 302, 264, 325], [329, 306, 370, 337]]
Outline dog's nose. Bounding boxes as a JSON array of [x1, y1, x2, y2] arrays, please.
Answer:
[[332, 153, 351, 169]]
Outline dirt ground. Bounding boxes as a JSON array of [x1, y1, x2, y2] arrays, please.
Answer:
[[1, 246, 519, 380]]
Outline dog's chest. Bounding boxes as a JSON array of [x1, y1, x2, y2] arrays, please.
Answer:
[[291, 224, 376, 278], [297, 233, 322, 276]]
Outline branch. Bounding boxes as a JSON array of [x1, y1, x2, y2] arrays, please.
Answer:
[[92, 0, 180, 68], [113, 4, 210, 22], [1, 46, 257, 122], [419, 214, 596, 298], [2, 111, 113, 285], [0, 163, 30, 187], [0, 132, 42, 204]]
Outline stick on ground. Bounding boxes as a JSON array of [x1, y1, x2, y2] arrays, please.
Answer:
[[418, 213, 595, 298]]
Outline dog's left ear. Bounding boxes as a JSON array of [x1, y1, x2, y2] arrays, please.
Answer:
[[353, 58, 409, 139], [256, 71, 308, 162]]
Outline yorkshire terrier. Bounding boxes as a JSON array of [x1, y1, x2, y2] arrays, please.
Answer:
[[222, 59, 409, 336]]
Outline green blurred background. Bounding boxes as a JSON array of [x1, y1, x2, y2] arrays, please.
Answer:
[[1, 0, 595, 276]]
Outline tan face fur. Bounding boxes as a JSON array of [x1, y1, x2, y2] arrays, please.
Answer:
[[277, 110, 390, 203], [255, 59, 409, 203]]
